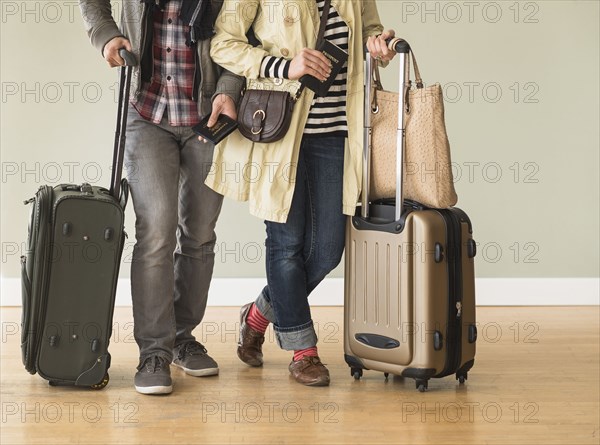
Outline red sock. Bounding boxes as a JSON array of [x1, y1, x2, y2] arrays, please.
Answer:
[[246, 303, 270, 334], [293, 346, 318, 362]]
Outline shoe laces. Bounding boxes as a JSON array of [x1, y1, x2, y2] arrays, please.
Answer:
[[177, 341, 207, 360], [306, 356, 324, 365], [141, 355, 169, 373], [298, 356, 326, 370]]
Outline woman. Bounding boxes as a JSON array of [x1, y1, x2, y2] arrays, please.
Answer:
[[207, 0, 397, 386]]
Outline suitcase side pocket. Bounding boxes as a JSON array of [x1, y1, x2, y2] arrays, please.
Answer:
[[21, 195, 37, 374], [20, 255, 33, 372], [22, 186, 54, 376]]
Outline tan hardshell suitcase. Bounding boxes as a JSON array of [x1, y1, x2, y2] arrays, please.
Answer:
[[344, 40, 477, 391]]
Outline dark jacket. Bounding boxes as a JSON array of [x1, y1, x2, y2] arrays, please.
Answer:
[[78, 0, 244, 117]]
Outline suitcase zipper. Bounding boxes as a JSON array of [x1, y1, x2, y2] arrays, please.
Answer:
[[436, 209, 463, 377], [30, 186, 54, 373], [448, 210, 463, 370]]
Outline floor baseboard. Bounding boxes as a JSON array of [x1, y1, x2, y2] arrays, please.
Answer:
[[1, 277, 598, 306]]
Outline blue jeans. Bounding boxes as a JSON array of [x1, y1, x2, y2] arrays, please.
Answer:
[[254, 136, 347, 350]]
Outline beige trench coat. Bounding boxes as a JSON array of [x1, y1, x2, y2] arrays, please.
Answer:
[[207, 0, 384, 222]]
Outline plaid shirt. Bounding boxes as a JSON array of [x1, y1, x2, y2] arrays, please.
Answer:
[[132, 0, 199, 127]]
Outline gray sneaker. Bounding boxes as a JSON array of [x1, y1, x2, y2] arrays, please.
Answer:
[[134, 355, 173, 395], [172, 341, 219, 377]]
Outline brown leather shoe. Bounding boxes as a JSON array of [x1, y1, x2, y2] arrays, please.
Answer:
[[288, 356, 330, 387], [237, 303, 265, 367]]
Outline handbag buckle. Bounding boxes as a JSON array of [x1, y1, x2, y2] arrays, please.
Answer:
[[251, 109, 266, 135]]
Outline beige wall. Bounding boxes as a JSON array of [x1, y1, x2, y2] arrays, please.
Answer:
[[1, 0, 598, 281]]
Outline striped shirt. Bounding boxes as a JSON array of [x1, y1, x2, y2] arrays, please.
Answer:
[[259, 0, 349, 137], [132, 0, 199, 127]]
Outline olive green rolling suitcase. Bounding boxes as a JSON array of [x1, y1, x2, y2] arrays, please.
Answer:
[[20, 50, 136, 388], [344, 40, 477, 391]]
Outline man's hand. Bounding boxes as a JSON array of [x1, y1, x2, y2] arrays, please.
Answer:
[[103, 36, 132, 67], [198, 94, 237, 143], [367, 30, 397, 63]]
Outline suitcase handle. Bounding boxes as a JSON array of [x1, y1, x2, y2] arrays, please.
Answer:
[[362, 39, 411, 221], [372, 42, 424, 113], [109, 49, 137, 202], [59, 183, 93, 194], [388, 37, 410, 54], [118, 48, 137, 67]]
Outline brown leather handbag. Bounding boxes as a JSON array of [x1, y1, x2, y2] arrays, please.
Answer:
[[237, 0, 331, 143], [237, 89, 296, 143]]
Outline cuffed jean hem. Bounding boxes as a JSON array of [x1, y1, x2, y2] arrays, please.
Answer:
[[254, 290, 276, 324], [274, 322, 318, 351]]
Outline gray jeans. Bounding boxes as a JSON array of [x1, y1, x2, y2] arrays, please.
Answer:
[[124, 107, 223, 364]]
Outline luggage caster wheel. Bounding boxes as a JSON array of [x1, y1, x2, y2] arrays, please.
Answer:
[[384, 372, 389, 381], [456, 372, 467, 385], [415, 379, 428, 392], [91, 373, 109, 390], [48, 381, 58, 387], [351, 368, 363, 380]]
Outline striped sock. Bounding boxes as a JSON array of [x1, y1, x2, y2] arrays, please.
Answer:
[[246, 303, 270, 334], [293, 346, 318, 362]]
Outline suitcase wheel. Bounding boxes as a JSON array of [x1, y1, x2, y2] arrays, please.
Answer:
[[48, 380, 58, 386], [351, 368, 363, 380], [415, 379, 428, 392], [90, 373, 110, 390], [456, 372, 467, 385]]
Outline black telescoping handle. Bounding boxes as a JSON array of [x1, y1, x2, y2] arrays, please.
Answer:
[[362, 38, 412, 221], [119, 49, 137, 67], [387, 38, 410, 54], [363, 37, 410, 55], [110, 49, 137, 202]]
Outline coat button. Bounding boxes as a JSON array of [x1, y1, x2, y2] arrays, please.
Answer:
[[274, 78, 283, 86], [281, 48, 289, 57], [284, 16, 294, 27]]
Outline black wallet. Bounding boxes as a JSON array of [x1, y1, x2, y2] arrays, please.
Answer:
[[300, 39, 348, 97], [192, 113, 238, 145]]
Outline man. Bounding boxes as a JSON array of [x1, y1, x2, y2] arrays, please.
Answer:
[[79, 0, 243, 395]]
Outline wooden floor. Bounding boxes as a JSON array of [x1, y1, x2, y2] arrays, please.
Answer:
[[1, 306, 598, 445]]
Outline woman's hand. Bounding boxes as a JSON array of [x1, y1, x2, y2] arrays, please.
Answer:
[[366, 30, 397, 62], [287, 48, 332, 82]]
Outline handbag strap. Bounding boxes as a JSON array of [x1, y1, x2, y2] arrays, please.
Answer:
[[411, 49, 423, 88], [316, 0, 332, 45], [372, 46, 423, 90], [294, 0, 332, 99], [371, 42, 424, 113]]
